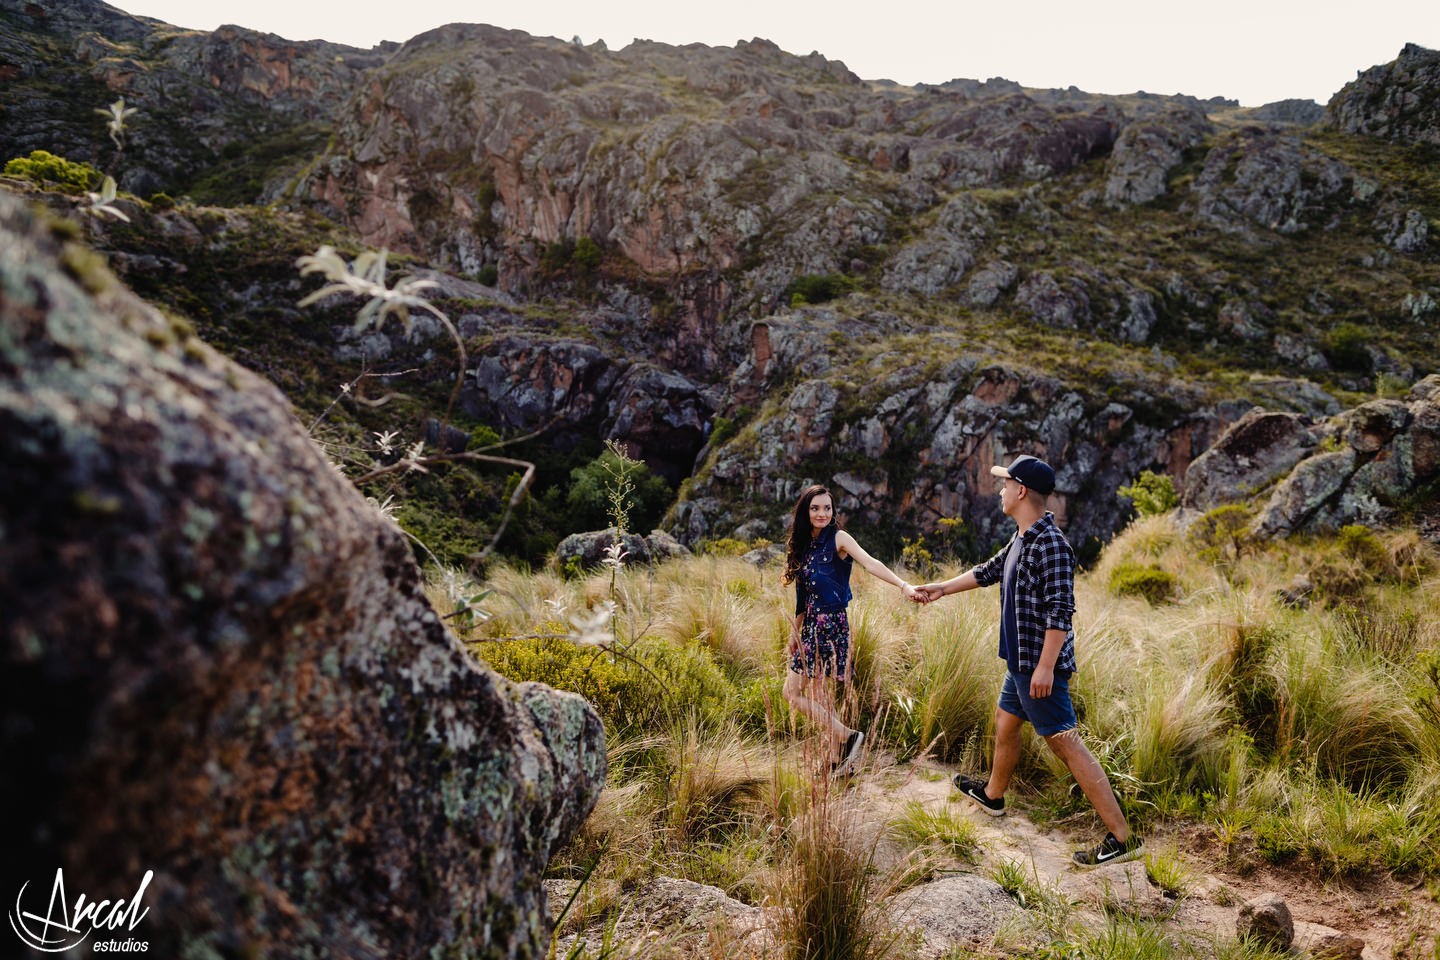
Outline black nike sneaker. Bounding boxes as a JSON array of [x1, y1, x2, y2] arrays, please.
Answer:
[[1072, 831, 1145, 868]]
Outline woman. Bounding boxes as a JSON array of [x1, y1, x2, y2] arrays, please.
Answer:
[[782, 484, 918, 776]]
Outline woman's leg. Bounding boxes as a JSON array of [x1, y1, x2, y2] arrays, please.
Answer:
[[783, 669, 850, 752]]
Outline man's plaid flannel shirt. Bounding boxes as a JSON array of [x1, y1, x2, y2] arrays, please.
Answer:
[[972, 512, 1077, 675]]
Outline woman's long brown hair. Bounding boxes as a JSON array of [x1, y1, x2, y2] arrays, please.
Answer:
[[783, 484, 834, 585]]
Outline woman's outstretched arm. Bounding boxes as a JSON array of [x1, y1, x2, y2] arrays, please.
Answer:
[[835, 530, 919, 601]]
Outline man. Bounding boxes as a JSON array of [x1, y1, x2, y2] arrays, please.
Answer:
[[914, 454, 1143, 868]]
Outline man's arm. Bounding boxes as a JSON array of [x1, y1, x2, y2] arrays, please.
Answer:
[[913, 538, 1011, 602], [915, 568, 979, 602], [1029, 628, 1066, 698], [1031, 530, 1076, 697]]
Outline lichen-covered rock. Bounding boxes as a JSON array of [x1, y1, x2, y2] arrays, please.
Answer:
[[1324, 43, 1440, 146], [1104, 106, 1213, 207], [885, 874, 1021, 958], [1250, 376, 1440, 537], [1187, 127, 1353, 236], [1181, 409, 1319, 512], [1238, 893, 1295, 949], [880, 194, 992, 297], [1015, 270, 1091, 328], [0, 194, 605, 958], [554, 528, 692, 570]]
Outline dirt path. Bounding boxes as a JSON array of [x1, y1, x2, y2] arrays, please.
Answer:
[[845, 754, 1439, 959]]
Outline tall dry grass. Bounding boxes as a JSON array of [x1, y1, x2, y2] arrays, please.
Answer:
[[450, 511, 1440, 954]]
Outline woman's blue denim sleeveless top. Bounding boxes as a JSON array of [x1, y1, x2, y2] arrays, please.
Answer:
[[794, 524, 854, 615]]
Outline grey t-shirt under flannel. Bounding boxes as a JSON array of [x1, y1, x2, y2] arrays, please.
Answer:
[[972, 512, 1077, 676]]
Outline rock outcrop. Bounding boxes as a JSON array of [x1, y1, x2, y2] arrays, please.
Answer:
[[461, 334, 713, 484], [1104, 106, 1213, 207], [0, 0, 388, 197], [1325, 42, 1440, 145], [1252, 377, 1440, 537], [0, 193, 605, 957], [1180, 377, 1440, 538], [299, 22, 1121, 323], [1181, 409, 1320, 512], [555, 528, 691, 571], [679, 309, 1247, 550], [887, 874, 1021, 957], [1187, 126, 1353, 236]]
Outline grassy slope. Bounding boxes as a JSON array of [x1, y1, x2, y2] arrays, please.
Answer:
[[450, 518, 1440, 957]]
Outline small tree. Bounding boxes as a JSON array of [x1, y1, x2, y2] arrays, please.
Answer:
[[565, 441, 671, 534], [1118, 470, 1178, 518]]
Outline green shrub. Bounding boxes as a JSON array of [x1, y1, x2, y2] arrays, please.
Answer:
[[572, 236, 602, 274], [1323, 322, 1372, 372], [703, 537, 750, 557], [1108, 562, 1176, 603], [565, 448, 672, 533], [4, 150, 101, 194], [900, 535, 934, 578], [478, 636, 658, 734], [786, 273, 855, 305], [1186, 504, 1253, 563], [477, 635, 735, 737], [476, 264, 499, 286], [148, 191, 175, 211], [1117, 470, 1178, 518]]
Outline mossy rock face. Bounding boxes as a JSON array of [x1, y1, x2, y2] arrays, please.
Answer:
[[1325, 43, 1440, 146], [0, 194, 604, 958]]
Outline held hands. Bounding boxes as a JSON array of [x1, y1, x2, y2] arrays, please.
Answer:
[[908, 583, 944, 604]]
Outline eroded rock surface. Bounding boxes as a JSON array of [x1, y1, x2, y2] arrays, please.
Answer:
[[0, 194, 605, 958]]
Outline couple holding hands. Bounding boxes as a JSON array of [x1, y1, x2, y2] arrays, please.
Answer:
[[780, 455, 1144, 869]]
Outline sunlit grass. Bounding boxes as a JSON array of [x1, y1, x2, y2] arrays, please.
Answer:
[[459, 514, 1440, 953]]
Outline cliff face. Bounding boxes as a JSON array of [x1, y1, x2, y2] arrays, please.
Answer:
[[0, 0, 388, 199], [300, 23, 1126, 371], [4, 2, 1437, 556]]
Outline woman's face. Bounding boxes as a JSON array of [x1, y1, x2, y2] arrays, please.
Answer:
[[808, 493, 834, 533]]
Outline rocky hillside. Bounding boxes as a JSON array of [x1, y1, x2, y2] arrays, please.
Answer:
[[3, 0, 1437, 562]]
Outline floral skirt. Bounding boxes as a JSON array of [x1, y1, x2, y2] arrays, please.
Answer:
[[790, 606, 850, 681]]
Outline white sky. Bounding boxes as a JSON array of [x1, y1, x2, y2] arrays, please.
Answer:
[[117, 0, 1438, 107]]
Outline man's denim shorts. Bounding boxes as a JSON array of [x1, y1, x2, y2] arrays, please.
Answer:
[[998, 670, 1078, 736]]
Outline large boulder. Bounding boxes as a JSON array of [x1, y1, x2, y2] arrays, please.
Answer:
[[555, 528, 691, 571], [1253, 378, 1440, 536], [0, 194, 605, 957], [1181, 408, 1319, 512], [886, 874, 1021, 958]]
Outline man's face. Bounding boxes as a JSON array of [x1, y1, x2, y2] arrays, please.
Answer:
[[999, 476, 1023, 517]]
